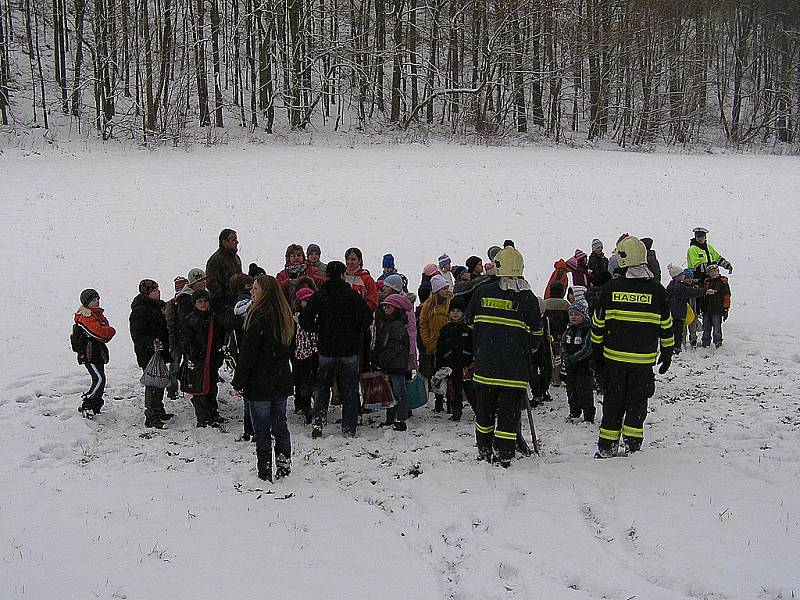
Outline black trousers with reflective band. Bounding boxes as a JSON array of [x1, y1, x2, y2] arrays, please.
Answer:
[[598, 362, 654, 450], [475, 384, 524, 460]]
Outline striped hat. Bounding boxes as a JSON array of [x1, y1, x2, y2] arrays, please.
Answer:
[[174, 276, 189, 293]]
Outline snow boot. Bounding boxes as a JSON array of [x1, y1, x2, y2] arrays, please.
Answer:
[[145, 418, 165, 429], [594, 442, 618, 459], [275, 453, 291, 480], [393, 421, 407, 432], [311, 424, 323, 439], [449, 410, 462, 422], [623, 436, 642, 453], [477, 445, 493, 463], [256, 449, 272, 482]]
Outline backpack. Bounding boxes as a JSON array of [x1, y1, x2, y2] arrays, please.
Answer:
[[70, 323, 88, 356]]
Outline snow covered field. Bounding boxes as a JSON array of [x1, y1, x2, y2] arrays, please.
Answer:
[[2, 144, 800, 599]]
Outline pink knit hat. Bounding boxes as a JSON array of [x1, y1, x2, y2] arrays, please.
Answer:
[[382, 294, 408, 311], [422, 264, 440, 277]]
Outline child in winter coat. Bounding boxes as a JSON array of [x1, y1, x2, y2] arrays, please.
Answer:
[[561, 302, 594, 422], [180, 288, 225, 427], [665, 264, 714, 354], [373, 294, 411, 431], [419, 275, 452, 412], [73, 289, 116, 417], [435, 296, 474, 421], [164, 276, 188, 399], [587, 239, 609, 286], [566, 250, 591, 288], [701, 264, 731, 348], [292, 287, 318, 424]]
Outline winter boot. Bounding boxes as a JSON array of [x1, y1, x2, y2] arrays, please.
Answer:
[[477, 444, 493, 463], [449, 409, 462, 421], [594, 442, 618, 459], [311, 424, 323, 439], [393, 421, 407, 432], [275, 453, 291, 480], [623, 436, 642, 453], [145, 418, 165, 429], [256, 449, 272, 482]]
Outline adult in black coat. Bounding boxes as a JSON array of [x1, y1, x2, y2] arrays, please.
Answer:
[[232, 275, 295, 482], [129, 279, 173, 428], [299, 261, 371, 437]]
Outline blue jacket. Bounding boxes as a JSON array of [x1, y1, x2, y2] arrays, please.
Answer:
[[666, 279, 706, 321]]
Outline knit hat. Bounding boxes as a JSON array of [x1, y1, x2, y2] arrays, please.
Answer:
[[438, 254, 451, 269], [591, 239, 603, 253], [683, 268, 694, 279], [487, 246, 502, 261], [327, 260, 347, 279], [449, 296, 467, 313], [306, 243, 321, 257], [568, 301, 589, 321], [641, 237, 654, 251], [430, 275, 450, 294], [138, 279, 159, 295], [384, 274, 405, 293], [574, 249, 588, 263], [192, 288, 211, 304], [707, 263, 720, 274], [422, 263, 440, 277], [285, 243, 305, 262], [187, 268, 206, 285], [381, 294, 408, 311], [80, 288, 100, 307], [465, 256, 482, 273], [484, 261, 496, 276], [668, 264, 684, 279], [174, 276, 189, 293], [452, 266, 468, 281], [296, 287, 314, 303], [376, 280, 385, 289], [248, 263, 266, 278], [382, 254, 395, 269], [572, 285, 587, 303]]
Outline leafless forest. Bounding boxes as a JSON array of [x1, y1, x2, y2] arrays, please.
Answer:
[[0, 0, 798, 146]]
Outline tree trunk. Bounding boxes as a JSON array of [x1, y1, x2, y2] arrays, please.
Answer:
[[389, 0, 403, 122], [210, 0, 223, 126]]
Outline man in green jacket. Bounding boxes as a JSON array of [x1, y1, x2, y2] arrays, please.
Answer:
[[687, 227, 733, 276], [206, 228, 243, 318]]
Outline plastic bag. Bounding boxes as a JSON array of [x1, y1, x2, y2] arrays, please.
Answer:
[[360, 372, 396, 410], [141, 351, 170, 388], [430, 367, 452, 396], [406, 373, 427, 410]]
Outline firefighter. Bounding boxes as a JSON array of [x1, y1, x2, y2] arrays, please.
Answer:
[[591, 236, 674, 458], [465, 246, 543, 467]]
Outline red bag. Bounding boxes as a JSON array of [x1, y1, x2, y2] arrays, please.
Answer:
[[360, 372, 396, 410]]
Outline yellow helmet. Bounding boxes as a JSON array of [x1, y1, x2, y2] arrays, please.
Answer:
[[494, 247, 525, 277], [615, 236, 647, 268]]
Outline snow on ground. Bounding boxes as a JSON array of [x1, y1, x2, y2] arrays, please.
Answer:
[[1, 144, 800, 599]]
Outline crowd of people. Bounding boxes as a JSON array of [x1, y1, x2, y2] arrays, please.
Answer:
[[70, 227, 733, 480]]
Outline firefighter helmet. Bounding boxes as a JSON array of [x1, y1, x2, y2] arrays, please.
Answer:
[[615, 236, 647, 268], [494, 247, 525, 277]]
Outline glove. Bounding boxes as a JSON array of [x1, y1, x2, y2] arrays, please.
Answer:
[[727, 264, 733, 273], [722, 309, 728, 322], [657, 352, 672, 375]]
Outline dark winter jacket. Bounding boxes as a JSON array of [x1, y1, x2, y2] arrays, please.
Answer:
[[647, 250, 662, 284], [588, 252, 609, 284], [465, 279, 543, 390], [299, 277, 371, 357], [230, 311, 294, 398], [205, 248, 243, 313], [174, 286, 196, 339], [129, 294, 171, 369], [435, 320, 473, 372], [666, 279, 706, 322], [372, 312, 410, 374], [418, 274, 434, 304], [584, 285, 604, 316], [702, 276, 731, 314], [180, 308, 224, 369], [561, 320, 592, 370], [453, 274, 495, 308]]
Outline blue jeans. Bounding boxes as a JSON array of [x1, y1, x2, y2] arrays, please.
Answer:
[[386, 372, 408, 423], [315, 354, 360, 435], [702, 312, 723, 346], [247, 396, 291, 457]]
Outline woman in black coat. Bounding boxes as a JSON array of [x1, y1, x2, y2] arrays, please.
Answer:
[[179, 288, 225, 428], [129, 279, 173, 428], [231, 275, 295, 483]]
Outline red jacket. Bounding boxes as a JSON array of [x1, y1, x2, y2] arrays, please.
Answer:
[[74, 306, 116, 365], [544, 260, 569, 299], [345, 269, 378, 311]]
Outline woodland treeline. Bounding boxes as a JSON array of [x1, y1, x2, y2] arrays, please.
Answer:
[[0, 0, 798, 145]]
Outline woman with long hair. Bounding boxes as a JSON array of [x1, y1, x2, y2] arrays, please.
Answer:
[[231, 275, 295, 482]]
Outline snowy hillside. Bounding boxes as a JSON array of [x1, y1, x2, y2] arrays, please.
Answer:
[[2, 144, 800, 599]]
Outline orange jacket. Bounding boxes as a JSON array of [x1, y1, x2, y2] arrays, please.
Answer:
[[74, 306, 116, 342], [345, 269, 378, 311], [544, 259, 569, 299], [419, 294, 451, 353]]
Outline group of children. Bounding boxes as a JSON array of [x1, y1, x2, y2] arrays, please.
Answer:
[[71, 232, 732, 435]]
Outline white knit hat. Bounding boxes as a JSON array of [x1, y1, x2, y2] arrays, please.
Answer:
[[430, 275, 450, 294]]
